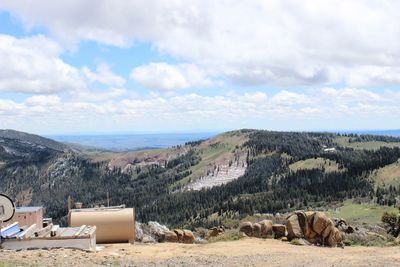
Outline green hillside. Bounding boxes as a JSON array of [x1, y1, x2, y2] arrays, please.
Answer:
[[1, 129, 400, 229]]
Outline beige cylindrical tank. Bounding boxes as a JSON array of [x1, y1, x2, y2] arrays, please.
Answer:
[[68, 207, 135, 244]]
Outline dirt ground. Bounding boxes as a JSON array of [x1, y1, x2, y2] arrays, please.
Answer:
[[1, 238, 400, 267]]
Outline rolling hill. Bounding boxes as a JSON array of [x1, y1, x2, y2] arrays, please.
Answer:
[[1, 129, 400, 228]]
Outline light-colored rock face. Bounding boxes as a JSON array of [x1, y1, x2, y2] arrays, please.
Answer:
[[183, 230, 195, 244], [286, 214, 303, 240], [239, 221, 254, 237], [173, 229, 185, 242], [259, 220, 273, 238], [148, 221, 170, 236], [252, 223, 262, 238], [185, 153, 247, 191], [272, 224, 287, 238], [164, 231, 178, 242], [285, 211, 344, 247]]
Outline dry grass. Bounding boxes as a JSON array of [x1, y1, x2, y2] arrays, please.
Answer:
[[289, 157, 342, 173], [369, 159, 400, 188], [326, 200, 398, 225], [335, 136, 400, 150]]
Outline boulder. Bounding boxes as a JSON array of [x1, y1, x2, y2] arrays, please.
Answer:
[[345, 225, 355, 234], [208, 226, 225, 238], [334, 218, 355, 234], [164, 231, 178, 243], [183, 230, 195, 244], [239, 221, 253, 237], [252, 223, 262, 238], [303, 212, 319, 243], [135, 222, 144, 241], [285, 210, 343, 247], [173, 229, 184, 242], [312, 212, 332, 235], [259, 220, 273, 238], [325, 227, 343, 248], [286, 213, 303, 240], [208, 227, 219, 238], [272, 224, 287, 239], [142, 235, 156, 243], [311, 211, 343, 247]]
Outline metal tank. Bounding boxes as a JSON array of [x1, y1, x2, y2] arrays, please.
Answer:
[[68, 205, 135, 243]]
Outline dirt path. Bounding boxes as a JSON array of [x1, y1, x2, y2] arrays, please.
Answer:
[[1, 238, 400, 266]]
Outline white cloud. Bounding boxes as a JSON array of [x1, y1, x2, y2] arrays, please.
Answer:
[[347, 66, 400, 87], [0, 34, 86, 94], [130, 62, 212, 91], [0, 34, 127, 95], [2, 1, 400, 86], [1, 88, 399, 133], [82, 63, 125, 87], [25, 95, 61, 106]]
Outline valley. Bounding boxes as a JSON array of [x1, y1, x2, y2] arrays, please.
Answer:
[[1, 129, 400, 229]]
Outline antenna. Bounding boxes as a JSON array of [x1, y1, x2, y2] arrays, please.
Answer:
[[0, 193, 15, 223]]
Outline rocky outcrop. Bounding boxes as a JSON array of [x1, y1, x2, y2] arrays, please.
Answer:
[[285, 211, 343, 247], [272, 224, 287, 239], [164, 231, 178, 242], [135, 222, 196, 244], [252, 223, 262, 238], [173, 229, 185, 242], [286, 212, 304, 240], [333, 218, 355, 234], [183, 230, 195, 244], [259, 220, 273, 238], [239, 222, 254, 237]]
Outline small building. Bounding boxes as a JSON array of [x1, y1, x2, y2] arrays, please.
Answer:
[[8, 207, 43, 228]]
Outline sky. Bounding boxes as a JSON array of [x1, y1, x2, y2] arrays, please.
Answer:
[[0, 1, 399, 135]]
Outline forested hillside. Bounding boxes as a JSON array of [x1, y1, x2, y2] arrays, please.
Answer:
[[1, 129, 400, 228]]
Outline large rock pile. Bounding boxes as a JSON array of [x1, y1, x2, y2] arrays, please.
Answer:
[[286, 211, 343, 247], [135, 221, 195, 244], [239, 211, 344, 247], [239, 220, 285, 239]]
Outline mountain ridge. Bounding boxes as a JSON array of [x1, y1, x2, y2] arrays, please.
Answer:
[[1, 129, 400, 228]]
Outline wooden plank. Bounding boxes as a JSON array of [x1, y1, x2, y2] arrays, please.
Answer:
[[18, 224, 37, 239], [74, 225, 86, 237], [1, 235, 96, 251], [34, 224, 52, 238], [60, 227, 79, 237]]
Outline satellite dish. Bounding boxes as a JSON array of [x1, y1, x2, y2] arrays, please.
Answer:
[[0, 194, 15, 223]]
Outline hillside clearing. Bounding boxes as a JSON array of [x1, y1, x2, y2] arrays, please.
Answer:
[[326, 200, 398, 225], [335, 136, 400, 150], [369, 159, 400, 188], [289, 157, 342, 173]]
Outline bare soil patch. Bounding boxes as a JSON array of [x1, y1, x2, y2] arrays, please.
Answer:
[[1, 238, 400, 266]]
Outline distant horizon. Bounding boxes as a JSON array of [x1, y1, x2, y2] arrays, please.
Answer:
[[43, 128, 400, 151], [46, 128, 400, 137], [3, 127, 400, 137]]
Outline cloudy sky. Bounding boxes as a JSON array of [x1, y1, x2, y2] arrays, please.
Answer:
[[0, 1, 399, 134]]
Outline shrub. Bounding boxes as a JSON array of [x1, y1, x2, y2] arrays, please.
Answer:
[[208, 229, 241, 242], [290, 239, 303, 246], [381, 211, 400, 237]]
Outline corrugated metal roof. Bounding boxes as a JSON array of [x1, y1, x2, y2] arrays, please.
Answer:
[[15, 206, 42, 212]]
